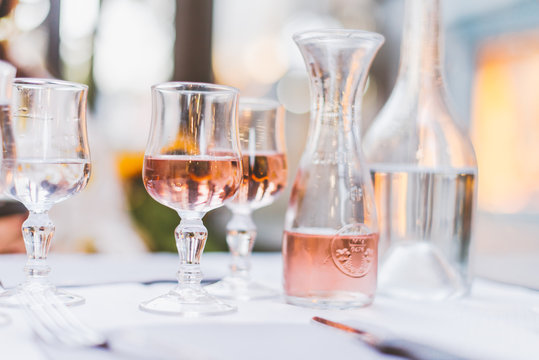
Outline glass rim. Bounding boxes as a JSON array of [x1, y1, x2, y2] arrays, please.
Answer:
[[293, 28, 385, 45], [13, 78, 88, 91], [152, 81, 239, 95], [239, 97, 282, 111]]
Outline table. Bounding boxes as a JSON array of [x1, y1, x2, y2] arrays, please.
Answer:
[[1, 252, 538, 359]]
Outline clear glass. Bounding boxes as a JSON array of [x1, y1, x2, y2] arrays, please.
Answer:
[[282, 29, 384, 309], [0, 60, 16, 322], [363, 0, 477, 300], [140, 82, 242, 316], [205, 98, 287, 300], [0, 78, 90, 307]]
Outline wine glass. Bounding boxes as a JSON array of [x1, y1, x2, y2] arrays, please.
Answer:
[[205, 98, 287, 300], [140, 82, 242, 316], [0, 60, 16, 322], [0, 78, 90, 307]]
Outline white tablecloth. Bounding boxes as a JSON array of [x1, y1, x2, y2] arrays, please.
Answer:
[[1, 253, 538, 360]]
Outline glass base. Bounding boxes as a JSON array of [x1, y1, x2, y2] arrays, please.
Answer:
[[285, 292, 373, 310], [204, 276, 279, 300], [139, 285, 237, 317], [378, 242, 467, 300], [0, 286, 85, 308]]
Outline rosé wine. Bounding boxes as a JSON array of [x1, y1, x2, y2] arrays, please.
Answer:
[[282, 229, 378, 308], [143, 155, 241, 212], [228, 152, 287, 211]]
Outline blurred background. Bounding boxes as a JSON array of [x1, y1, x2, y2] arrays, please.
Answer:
[[0, 0, 538, 277]]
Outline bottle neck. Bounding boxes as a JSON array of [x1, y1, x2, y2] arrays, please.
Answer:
[[302, 46, 372, 154], [294, 31, 384, 156], [397, 0, 443, 91], [306, 109, 354, 158], [308, 48, 368, 140]]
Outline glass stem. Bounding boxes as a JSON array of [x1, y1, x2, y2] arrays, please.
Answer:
[[226, 212, 256, 280], [22, 211, 54, 283], [175, 216, 206, 289]]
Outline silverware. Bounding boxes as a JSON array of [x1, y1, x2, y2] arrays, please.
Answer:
[[312, 316, 468, 360], [54, 278, 220, 288], [18, 284, 108, 349], [18, 285, 168, 359]]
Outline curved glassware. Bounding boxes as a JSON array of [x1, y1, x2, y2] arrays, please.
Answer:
[[205, 98, 287, 300], [0, 60, 16, 322], [282, 29, 384, 309], [363, 0, 477, 300], [0, 78, 90, 307], [140, 82, 242, 316]]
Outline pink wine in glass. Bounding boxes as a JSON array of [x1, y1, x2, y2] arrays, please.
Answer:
[[282, 229, 378, 307], [143, 155, 241, 212], [228, 152, 287, 211]]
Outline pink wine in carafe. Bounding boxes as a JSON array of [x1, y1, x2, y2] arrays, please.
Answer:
[[283, 230, 378, 306]]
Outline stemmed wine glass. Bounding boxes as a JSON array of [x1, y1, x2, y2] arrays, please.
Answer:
[[0, 78, 90, 307], [140, 82, 242, 316], [205, 98, 287, 300], [0, 60, 16, 323]]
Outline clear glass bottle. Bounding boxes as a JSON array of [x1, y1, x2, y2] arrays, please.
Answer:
[[363, 0, 477, 300], [283, 29, 384, 309]]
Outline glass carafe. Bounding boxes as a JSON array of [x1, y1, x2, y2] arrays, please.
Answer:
[[363, 0, 477, 300], [283, 29, 384, 309]]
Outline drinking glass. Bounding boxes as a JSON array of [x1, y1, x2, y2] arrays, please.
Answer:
[[205, 98, 287, 300], [0, 78, 90, 307], [140, 82, 242, 316], [0, 61, 16, 320]]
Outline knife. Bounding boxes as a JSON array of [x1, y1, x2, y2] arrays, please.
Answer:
[[312, 316, 468, 360]]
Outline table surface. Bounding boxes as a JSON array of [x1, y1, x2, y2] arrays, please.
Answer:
[[1, 252, 538, 360]]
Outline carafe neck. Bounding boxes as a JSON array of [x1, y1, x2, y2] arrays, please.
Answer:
[[294, 30, 384, 153]]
